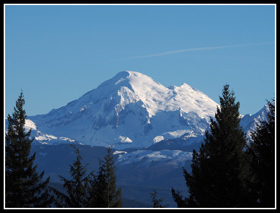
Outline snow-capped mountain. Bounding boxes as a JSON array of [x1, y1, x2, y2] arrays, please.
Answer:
[[28, 71, 219, 149], [5, 71, 272, 206], [240, 103, 270, 140], [7, 71, 271, 206]]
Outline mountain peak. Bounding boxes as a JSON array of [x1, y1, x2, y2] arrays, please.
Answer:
[[76, 71, 218, 121], [96, 71, 154, 91], [29, 71, 219, 148], [113, 70, 159, 86]]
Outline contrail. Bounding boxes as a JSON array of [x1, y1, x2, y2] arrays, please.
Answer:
[[118, 42, 274, 60]]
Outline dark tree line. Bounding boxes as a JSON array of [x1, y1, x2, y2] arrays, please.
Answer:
[[5, 87, 275, 208], [50, 145, 122, 208], [5, 91, 54, 207], [248, 99, 275, 207], [171, 85, 275, 208], [5, 91, 122, 208]]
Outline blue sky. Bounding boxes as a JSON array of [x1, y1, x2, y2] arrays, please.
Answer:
[[5, 4, 275, 117]]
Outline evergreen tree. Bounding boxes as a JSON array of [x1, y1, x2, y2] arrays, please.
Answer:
[[87, 158, 107, 207], [88, 147, 122, 208], [172, 85, 251, 207], [248, 99, 275, 207], [171, 188, 190, 207], [50, 145, 94, 207], [5, 91, 53, 207], [149, 189, 166, 208], [103, 146, 122, 207]]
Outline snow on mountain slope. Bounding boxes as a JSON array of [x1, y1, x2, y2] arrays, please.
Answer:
[[24, 119, 78, 145], [115, 149, 193, 168], [240, 104, 270, 140], [28, 71, 219, 149]]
